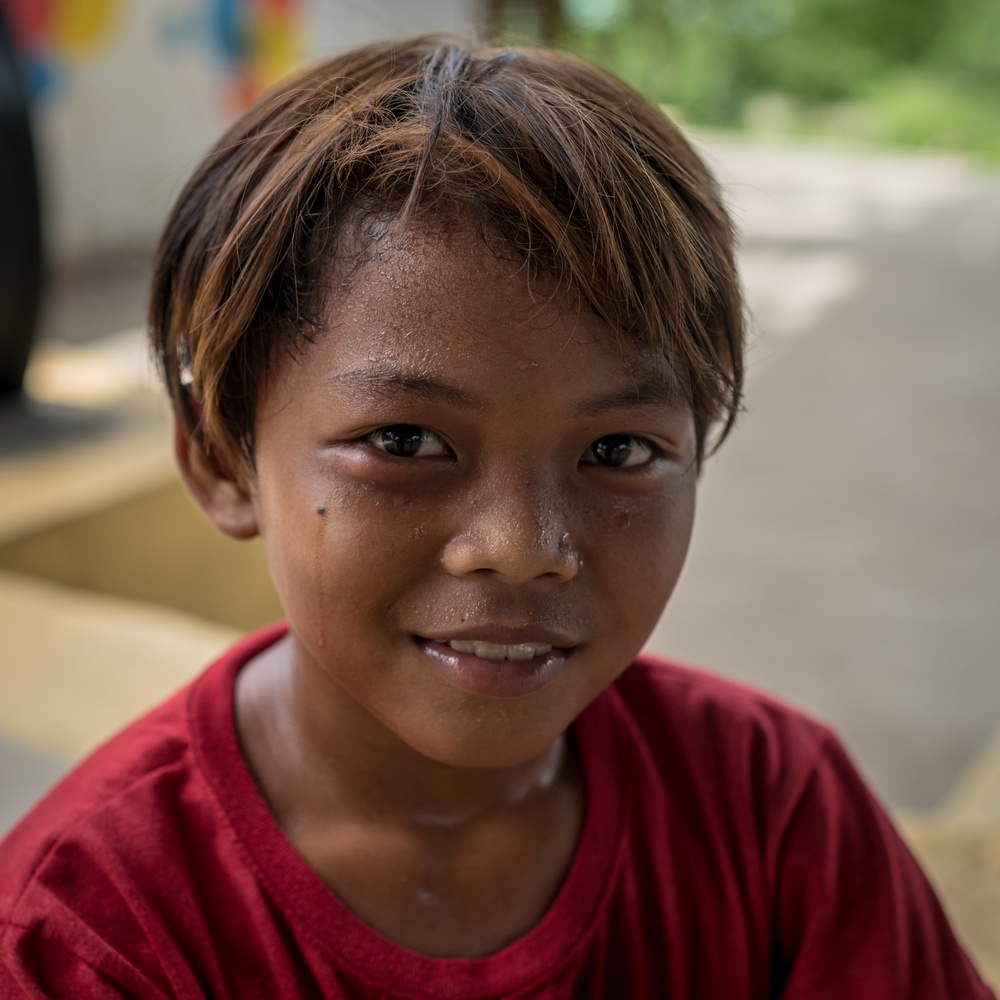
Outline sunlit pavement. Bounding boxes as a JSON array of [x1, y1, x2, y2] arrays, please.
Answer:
[[651, 132, 1000, 811], [649, 136, 1000, 977], [1, 133, 999, 979]]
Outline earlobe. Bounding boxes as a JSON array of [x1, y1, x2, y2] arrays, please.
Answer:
[[174, 421, 260, 540]]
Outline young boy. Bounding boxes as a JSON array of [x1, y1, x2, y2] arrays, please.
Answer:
[[0, 35, 993, 999]]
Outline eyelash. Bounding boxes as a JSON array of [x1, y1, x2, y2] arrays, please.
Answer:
[[369, 425, 450, 458], [581, 434, 656, 468], [370, 425, 658, 468]]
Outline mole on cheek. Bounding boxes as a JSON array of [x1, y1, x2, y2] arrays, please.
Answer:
[[316, 506, 326, 516]]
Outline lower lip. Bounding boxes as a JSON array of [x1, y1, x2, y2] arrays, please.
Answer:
[[416, 639, 571, 698]]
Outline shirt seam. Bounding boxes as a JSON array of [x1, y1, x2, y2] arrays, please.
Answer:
[[4, 755, 191, 929], [0, 919, 162, 997], [191, 674, 620, 999]]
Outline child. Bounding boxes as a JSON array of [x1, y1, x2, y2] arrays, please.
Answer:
[[0, 34, 993, 999]]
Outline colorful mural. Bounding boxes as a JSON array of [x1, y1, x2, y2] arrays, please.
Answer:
[[0, 0, 303, 108], [205, 0, 303, 111], [1, 0, 123, 98], [0, 0, 468, 262]]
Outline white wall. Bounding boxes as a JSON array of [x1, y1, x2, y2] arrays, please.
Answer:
[[16, 0, 480, 262]]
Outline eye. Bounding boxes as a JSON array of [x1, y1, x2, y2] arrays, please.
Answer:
[[371, 424, 449, 458], [583, 434, 655, 468]]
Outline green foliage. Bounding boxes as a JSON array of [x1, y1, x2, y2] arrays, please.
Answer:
[[551, 0, 1000, 159], [868, 72, 1000, 160], [934, 0, 1000, 87]]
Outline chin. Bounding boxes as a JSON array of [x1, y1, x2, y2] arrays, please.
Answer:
[[404, 717, 572, 772]]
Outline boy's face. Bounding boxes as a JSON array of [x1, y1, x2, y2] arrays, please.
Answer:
[[247, 224, 697, 769]]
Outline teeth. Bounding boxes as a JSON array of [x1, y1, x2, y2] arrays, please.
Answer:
[[446, 640, 553, 661]]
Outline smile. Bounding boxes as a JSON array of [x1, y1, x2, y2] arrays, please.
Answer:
[[444, 640, 554, 661], [416, 635, 572, 698]]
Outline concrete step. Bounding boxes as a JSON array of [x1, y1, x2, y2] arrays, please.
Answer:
[[901, 812, 1000, 987], [0, 569, 237, 761]]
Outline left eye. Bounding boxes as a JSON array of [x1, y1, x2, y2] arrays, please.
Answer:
[[582, 434, 655, 468], [371, 424, 449, 458]]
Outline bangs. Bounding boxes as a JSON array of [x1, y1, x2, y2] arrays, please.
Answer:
[[149, 35, 744, 476]]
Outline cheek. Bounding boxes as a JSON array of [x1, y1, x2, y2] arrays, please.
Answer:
[[261, 478, 438, 619], [581, 479, 696, 622]]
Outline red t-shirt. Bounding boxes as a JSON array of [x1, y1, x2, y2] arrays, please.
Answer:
[[0, 625, 993, 998]]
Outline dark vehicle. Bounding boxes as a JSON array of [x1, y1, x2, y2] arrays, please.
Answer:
[[0, 4, 42, 397]]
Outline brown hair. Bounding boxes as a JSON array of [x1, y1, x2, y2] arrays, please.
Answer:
[[149, 34, 744, 477]]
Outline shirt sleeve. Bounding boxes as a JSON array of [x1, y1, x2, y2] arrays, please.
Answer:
[[0, 924, 172, 1000], [772, 734, 996, 999]]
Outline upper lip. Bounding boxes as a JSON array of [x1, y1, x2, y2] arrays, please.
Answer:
[[419, 625, 579, 648]]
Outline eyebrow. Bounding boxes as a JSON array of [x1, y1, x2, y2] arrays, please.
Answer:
[[574, 376, 690, 417], [323, 364, 688, 416], [323, 366, 485, 410]]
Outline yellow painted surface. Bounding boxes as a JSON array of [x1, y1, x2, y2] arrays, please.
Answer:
[[901, 817, 1000, 989], [897, 723, 1000, 989], [0, 399, 174, 546], [250, 8, 302, 90], [0, 571, 237, 759], [24, 328, 157, 409], [0, 478, 283, 633], [0, 356, 282, 633], [53, 0, 123, 55], [0, 331, 273, 755], [937, 727, 1000, 832]]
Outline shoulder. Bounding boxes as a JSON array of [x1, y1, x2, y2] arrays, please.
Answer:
[[594, 658, 998, 997], [0, 628, 279, 945], [589, 651, 866, 856], [0, 682, 193, 914], [0, 629, 288, 995], [0, 681, 199, 995], [609, 652, 838, 782]]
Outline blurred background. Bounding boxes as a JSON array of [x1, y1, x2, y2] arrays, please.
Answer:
[[0, 0, 998, 977]]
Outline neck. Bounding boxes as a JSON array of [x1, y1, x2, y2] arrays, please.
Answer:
[[236, 633, 574, 834]]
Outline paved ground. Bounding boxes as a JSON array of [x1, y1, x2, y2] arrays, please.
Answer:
[[1, 134, 999, 838], [35, 249, 154, 347], [0, 733, 69, 835], [649, 133, 1000, 810]]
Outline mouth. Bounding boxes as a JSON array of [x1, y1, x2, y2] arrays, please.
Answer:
[[441, 639, 554, 662], [414, 634, 574, 698]]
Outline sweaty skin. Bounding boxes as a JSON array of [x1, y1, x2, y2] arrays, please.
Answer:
[[179, 224, 698, 957]]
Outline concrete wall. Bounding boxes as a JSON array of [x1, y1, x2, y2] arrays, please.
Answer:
[[1, 0, 481, 263]]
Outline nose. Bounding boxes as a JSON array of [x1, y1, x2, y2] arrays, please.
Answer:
[[441, 472, 580, 584]]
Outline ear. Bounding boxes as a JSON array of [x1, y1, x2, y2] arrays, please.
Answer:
[[174, 420, 259, 540]]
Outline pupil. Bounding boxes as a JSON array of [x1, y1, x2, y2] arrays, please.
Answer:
[[594, 435, 632, 467], [381, 425, 424, 457]]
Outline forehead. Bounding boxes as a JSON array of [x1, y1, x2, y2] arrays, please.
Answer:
[[332, 220, 565, 333], [309, 220, 685, 398]]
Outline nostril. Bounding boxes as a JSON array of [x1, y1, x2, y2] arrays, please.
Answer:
[[441, 520, 580, 584], [441, 477, 578, 582]]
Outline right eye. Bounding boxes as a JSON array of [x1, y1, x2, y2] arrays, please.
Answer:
[[581, 433, 655, 468], [371, 424, 449, 458]]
